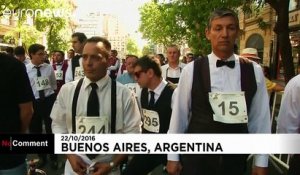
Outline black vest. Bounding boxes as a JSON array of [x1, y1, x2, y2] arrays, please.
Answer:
[[141, 83, 175, 133], [71, 55, 81, 80], [188, 56, 257, 133]]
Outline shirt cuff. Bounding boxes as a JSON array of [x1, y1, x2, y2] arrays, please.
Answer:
[[168, 154, 180, 161], [254, 154, 269, 167]]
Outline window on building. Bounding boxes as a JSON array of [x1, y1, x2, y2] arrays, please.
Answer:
[[246, 33, 264, 62]]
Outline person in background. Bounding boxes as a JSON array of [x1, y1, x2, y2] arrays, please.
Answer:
[[277, 74, 300, 175], [154, 54, 166, 66], [116, 55, 138, 85], [186, 53, 194, 63], [67, 49, 75, 61], [14, 46, 31, 65], [240, 48, 284, 93], [0, 53, 34, 175], [65, 32, 87, 82], [108, 49, 120, 80], [167, 8, 270, 175], [52, 50, 68, 94], [123, 56, 175, 175], [161, 45, 185, 84], [26, 44, 58, 169], [51, 36, 141, 175], [5, 46, 14, 56]]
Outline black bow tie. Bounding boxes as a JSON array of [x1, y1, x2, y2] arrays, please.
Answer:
[[216, 59, 235, 68]]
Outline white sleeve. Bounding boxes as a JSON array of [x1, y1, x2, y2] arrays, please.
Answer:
[[122, 88, 142, 134], [108, 59, 120, 71], [65, 61, 73, 83], [49, 66, 57, 90], [248, 64, 271, 167], [51, 85, 69, 134], [277, 76, 300, 133], [167, 63, 193, 161]]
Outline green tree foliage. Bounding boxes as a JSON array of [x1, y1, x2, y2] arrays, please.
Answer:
[[126, 38, 139, 56], [140, 0, 294, 82], [142, 44, 153, 56], [1, 0, 72, 53]]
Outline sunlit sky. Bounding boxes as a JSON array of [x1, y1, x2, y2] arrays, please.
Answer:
[[74, 0, 150, 46]]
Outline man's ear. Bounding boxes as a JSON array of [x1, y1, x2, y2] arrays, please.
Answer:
[[205, 28, 210, 41], [147, 68, 154, 78]]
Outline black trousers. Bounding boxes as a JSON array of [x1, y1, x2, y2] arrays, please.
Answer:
[[30, 94, 56, 134], [180, 154, 248, 175], [123, 154, 166, 175], [288, 155, 300, 175], [30, 94, 57, 161]]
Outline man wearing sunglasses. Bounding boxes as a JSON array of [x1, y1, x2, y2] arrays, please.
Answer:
[[123, 56, 175, 175]]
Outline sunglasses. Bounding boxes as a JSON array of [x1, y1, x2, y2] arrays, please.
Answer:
[[134, 70, 145, 78]]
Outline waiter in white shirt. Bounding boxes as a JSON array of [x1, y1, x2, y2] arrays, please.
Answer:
[[65, 32, 87, 82], [161, 45, 185, 84], [26, 43, 57, 168], [51, 36, 141, 175], [277, 74, 300, 175], [166, 8, 270, 175]]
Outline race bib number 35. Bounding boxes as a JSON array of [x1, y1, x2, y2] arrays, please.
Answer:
[[76, 116, 109, 134], [209, 92, 248, 124]]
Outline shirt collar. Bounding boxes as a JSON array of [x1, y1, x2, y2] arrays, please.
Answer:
[[148, 79, 167, 96], [83, 74, 110, 91], [210, 52, 237, 65], [28, 62, 45, 69]]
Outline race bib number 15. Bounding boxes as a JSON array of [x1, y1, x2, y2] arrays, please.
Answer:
[[209, 92, 248, 124]]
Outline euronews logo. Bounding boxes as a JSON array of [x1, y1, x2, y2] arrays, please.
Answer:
[[2, 8, 73, 18]]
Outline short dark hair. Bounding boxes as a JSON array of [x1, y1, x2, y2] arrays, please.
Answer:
[[14, 46, 26, 56], [5, 47, 14, 55], [207, 8, 239, 30], [111, 49, 118, 55], [126, 54, 138, 60], [135, 55, 162, 77], [28, 44, 45, 58], [53, 50, 65, 57], [72, 32, 87, 43], [85, 36, 111, 58]]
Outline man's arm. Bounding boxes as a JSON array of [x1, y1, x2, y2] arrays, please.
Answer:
[[277, 75, 300, 133], [92, 154, 127, 175], [248, 64, 271, 173], [19, 101, 33, 133], [167, 63, 193, 175], [122, 87, 142, 133], [65, 61, 73, 83], [15, 62, 34, 133], [108, 59, 120, 71]]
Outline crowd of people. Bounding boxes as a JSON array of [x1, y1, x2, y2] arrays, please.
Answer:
[[0, 7, 299, 175]]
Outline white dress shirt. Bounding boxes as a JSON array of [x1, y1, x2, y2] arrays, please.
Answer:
[[168, 52, 271, 167], [26, 63, 57, 99], [277, 74, 300, 133], [65, 57, 83, 83], [51, 75, 141, 174], [161, 62, 186, 79]]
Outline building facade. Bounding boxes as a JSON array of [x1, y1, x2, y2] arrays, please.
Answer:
[[239, 1, 300, 80]]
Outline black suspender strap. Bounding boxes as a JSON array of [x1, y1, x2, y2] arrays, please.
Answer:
[[71, 78, 117, 134], [72, 78, 84, 133], [111, 80, 116, 133], [110, 79, 117, 134]]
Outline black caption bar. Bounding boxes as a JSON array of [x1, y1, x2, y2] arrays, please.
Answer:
[[0, 134, 54, 154]]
